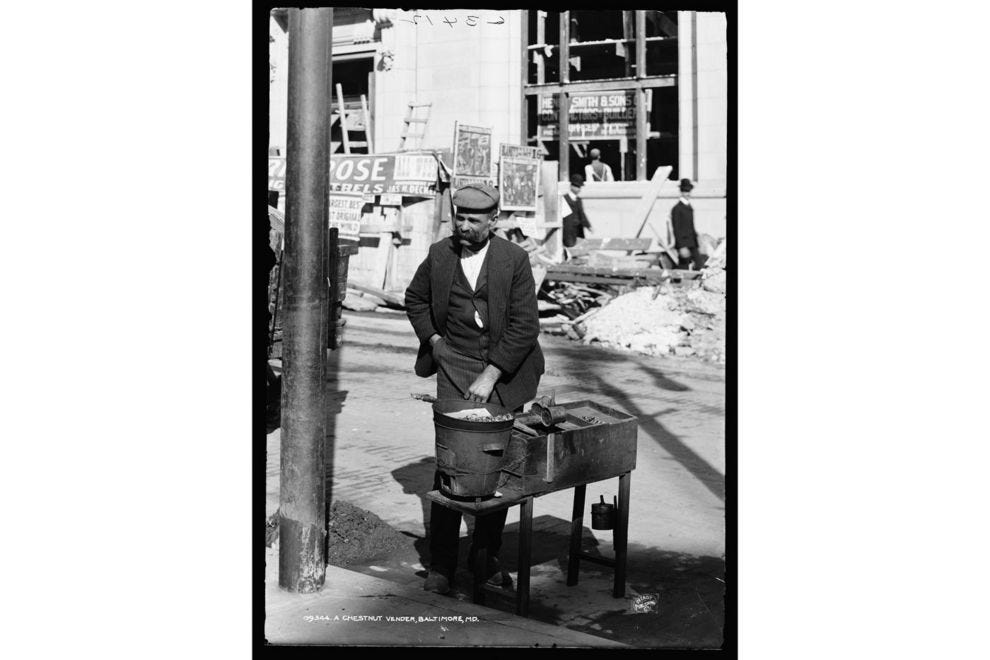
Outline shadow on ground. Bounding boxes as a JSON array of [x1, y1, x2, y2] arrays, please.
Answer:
[[345, 473, 725, 649], [585, 369, 725, 502]]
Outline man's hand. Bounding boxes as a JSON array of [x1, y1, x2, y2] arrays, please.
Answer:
[[465, 364, 502, 403], [429, 334, 443, 359]]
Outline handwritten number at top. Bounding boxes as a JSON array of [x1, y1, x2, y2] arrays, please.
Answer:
[[399, 14, 505, 27]]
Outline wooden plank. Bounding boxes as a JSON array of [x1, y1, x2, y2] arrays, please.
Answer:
[[368, 70, 375, 150], [545, 273, 697, 286], [368, 232, 391, 289], [546, 273, 646, 285], [357, 235, 411, 248], [635, 11, 647, 180], [360, 94, 373, 152], [532, 265, 547, 293], [560, 11, 570, 85], [347, 282, 405, 308], [559, 12, 570, 178], [523, 76, 676, 95], [549, 264, 701, 278], [359, 222, 414, 234], [569, 237, 653, 252], [631, 165, 673, 239], [384, 208, 402, 291], [605, 237, 653, 251], [540, 160, 561, 260], [336, 83, 350, 154], [566, 238, 604, 255], [521, 9, 530, 142], [545, 266, 700, 286]]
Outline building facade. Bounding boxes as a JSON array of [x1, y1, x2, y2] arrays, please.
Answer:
[[270, 8, 728, 239]]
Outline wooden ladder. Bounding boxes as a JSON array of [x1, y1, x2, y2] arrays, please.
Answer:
[[331, 83, 373, 154], [398, 102, 432, 151]]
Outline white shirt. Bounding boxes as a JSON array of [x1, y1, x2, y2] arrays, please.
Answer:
[[459, 240, 490, 292], [584, 161, 614, 182]]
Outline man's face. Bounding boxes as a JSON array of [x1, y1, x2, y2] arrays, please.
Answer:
[[682, 188, 691, 199], [453, 208, 497, 250], [570, 184, 582, 196]]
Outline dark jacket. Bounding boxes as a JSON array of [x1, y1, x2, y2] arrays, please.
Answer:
[[671, 200, 698, 248], [405, 234, 544, 411], [562, 194, 591, 248]]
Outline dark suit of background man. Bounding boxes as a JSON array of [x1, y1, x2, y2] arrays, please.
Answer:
[[561, 173, 592, 248], [671, 178, 707, 270], [405, 182, 545, 596]]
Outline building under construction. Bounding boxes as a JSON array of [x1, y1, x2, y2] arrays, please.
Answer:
[[268, 8, 728, 291]]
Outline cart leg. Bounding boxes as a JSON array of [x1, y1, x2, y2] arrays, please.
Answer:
[[614, 472, 631, 597], [567, 484, 586, 586], [517, 497, 533, 617]]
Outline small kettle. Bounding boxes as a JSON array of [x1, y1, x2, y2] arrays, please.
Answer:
[[591, 494, 617, 530]]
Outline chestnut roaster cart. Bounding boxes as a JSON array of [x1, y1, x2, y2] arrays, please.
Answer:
[[424, 398, 637, 617]]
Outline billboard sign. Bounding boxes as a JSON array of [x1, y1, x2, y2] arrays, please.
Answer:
[[537, 90, 651, 139], [328, 154, 438, 197]]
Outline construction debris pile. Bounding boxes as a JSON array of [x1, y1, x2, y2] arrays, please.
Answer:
[[540, 239, 727, 364]]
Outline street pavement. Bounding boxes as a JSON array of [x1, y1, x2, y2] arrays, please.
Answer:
[[266, 308, 726, 648]]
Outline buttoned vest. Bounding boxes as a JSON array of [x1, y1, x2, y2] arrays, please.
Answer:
[[445, 257, 491, 360]]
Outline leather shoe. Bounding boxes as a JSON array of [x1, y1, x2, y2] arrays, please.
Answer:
[[484, 557, 512, 588], [424, 570, 451, 595]]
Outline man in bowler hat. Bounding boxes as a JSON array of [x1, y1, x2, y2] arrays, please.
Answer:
[[671, 178, 706, 270], [562, 173, 592, 249], [405, 182, 545, 595]]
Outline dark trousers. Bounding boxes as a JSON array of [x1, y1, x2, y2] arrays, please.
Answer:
[[429, 340, 513, 577], [428, 470, 508, 577], [678, 246, 707, 270]]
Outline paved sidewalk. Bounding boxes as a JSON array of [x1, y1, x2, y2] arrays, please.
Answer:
[[265, 309, 725, 647], [264, 546, 627, 647]]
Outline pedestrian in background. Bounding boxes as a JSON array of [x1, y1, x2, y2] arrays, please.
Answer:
[[584, 148, 614, 182], [671, 178, 706, 270], [562, 173, 592, 251], [405, 182, 545, 596]]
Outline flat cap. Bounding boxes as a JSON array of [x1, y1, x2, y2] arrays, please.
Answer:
[[452, 182, 499, 212], [569, 173, 585, 187]]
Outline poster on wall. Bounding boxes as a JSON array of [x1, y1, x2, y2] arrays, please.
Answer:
[[499, 144, 543, 161], [498, 156, 540, 213], [452, 122, 493, 181], [450, 174, 496, 191], [326, 192, 364, 243], [268, 156, 286, 192], [393, 153, 438, 184], [329, 154, 437, 197]]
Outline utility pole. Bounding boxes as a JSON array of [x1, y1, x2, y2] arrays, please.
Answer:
[[279, 6, 333, 593]]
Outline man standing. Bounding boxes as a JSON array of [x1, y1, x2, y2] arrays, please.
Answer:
[[671, 178, 706, 270], [584, 148, 614, 182], [405, 182, 545, 595], [562, 174, 592, 249]]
